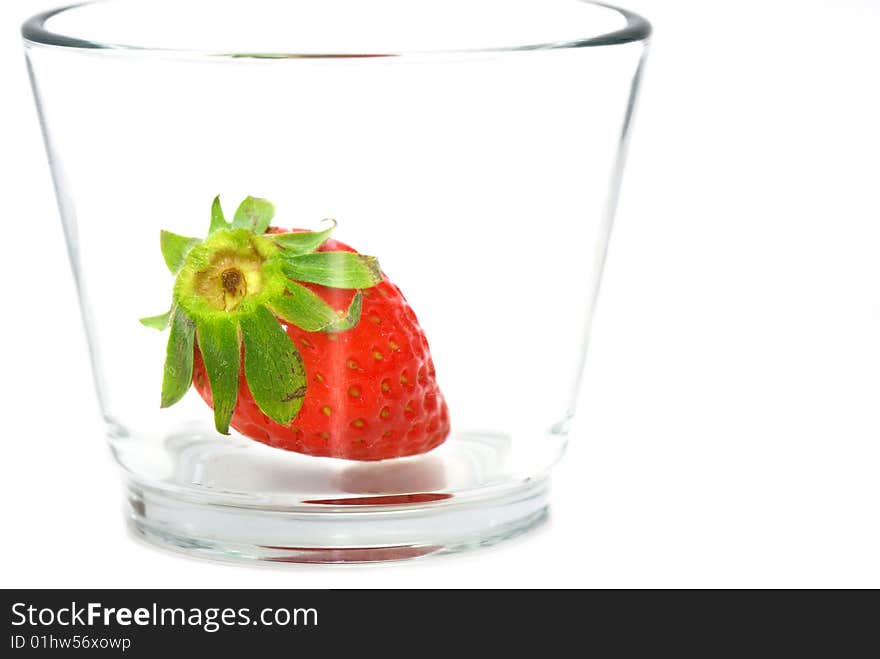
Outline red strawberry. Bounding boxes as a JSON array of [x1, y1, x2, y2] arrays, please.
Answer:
[[141, 196, 450, 461], [193, 233, 449, 460]]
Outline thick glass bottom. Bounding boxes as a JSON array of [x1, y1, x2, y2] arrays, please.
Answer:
[[115, 426, 561, 563], [126, 477, 549, 564]]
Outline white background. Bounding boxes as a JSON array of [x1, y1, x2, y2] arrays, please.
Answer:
[[2, 0, 879, 588]]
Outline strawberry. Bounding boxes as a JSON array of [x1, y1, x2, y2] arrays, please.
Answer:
[[141, 196, 449, 461]]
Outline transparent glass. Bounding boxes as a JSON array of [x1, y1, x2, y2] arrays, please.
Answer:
[[24, 0, 650, 563]]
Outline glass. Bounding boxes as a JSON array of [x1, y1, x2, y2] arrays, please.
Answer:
[[23, 0, 650, 563]]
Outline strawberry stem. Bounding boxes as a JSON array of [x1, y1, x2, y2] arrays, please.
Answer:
[[143, 195, 383, 434]]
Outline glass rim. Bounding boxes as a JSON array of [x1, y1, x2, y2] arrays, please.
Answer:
[[22, 0, 651, 59]]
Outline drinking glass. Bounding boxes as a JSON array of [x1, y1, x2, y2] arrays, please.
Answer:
[[23, 0, 650, 563]]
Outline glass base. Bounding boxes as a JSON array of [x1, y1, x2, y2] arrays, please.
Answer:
[[126, 477, 549, 564], [117, 426, 560, 563]]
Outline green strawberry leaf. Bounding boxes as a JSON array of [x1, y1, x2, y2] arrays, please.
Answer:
[[232, 196, 275, 235], [161, 309, 196, 408], [160, 230, 201, 274], [271, 219, 336, 255], [140, 308, 173, 330], [282, 252, 382, 289], [196, 317, 241, 434], [209, 195, 229, 234], [268, 282, 362, 332], [332, 291, 362, 332], [240, 304, 306, 425]]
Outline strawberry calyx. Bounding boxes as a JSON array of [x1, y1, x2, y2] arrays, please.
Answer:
[[140, 195, 382, 435]]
